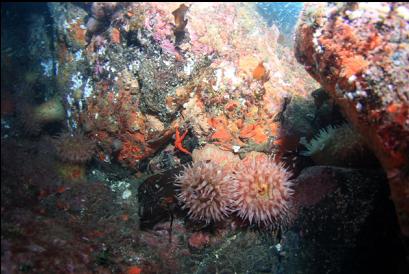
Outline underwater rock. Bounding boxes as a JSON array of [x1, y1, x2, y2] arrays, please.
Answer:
[[138, 57, 188, 122], [295, 2, 409, 236], [191, 143, 240, 170], [4, 3, 409, 273], [138, 219, 189, 273], [192, 230, 276, 274], [138, 167, 182, 229], [288, 165, 406, 274], [44, 2, 320, 172], [280, 95, 333, 140], [1, 144, 143, 273], [292, 166, 338, 209]]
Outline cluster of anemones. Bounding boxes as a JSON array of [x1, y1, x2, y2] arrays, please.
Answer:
[[175, 148, 294, 228]]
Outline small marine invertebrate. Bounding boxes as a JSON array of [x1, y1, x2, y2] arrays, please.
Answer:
[[252, 61, 269, 82], [188, 231, 210, 250], [53, 132, 96, 183], [231, 155, 293, 228], [127, 266, 142, 274], [301, 123, 365, 166], [175, 161, 237, 223], [53, 132, 96, 163], [174, 126, 191, 155], [111, 27, 121, 44]]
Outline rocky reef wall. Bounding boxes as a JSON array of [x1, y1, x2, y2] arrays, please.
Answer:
[[295, 2, 409, 236], [2, 2, 408, 272], [46, 2, 317, 170]]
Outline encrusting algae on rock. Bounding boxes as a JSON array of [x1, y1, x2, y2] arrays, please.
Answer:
[[295, 1, 409, 236], [2, 2, 408, 273]]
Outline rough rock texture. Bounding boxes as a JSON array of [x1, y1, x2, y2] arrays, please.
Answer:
[[295, 2, 409, 236], [4, 3, 409, 273], [287, 166, 406, 274], [47, 2, 317, 171]]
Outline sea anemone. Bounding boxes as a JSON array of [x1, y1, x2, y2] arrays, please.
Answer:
[[53, 132, 96, 163], [231, 155, 293, 228], [175, 161, 237, 223], [300, 123, 365, 166], [33, 97, 65, 124]]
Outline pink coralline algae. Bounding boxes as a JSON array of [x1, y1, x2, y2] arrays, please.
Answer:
[[159, 38, 179, 56]]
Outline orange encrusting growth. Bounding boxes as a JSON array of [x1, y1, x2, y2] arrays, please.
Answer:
[[341, 56, 368, 79], [127, 266, 142, 274], [111, 28, 121, 44], [252, 61, 268, 81], [294, 3, 409, 236], [239, 124, 269, 144], [68, 20, 87, 47], [212, 128, 233, 143], [317, 19, 381, 83]]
